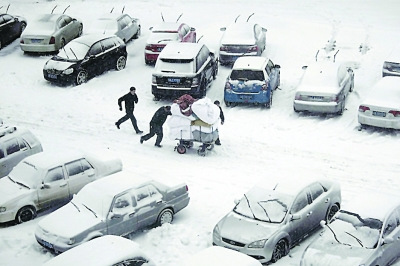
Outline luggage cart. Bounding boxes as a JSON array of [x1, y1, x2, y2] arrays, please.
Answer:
[[174, 126, 218, 156]]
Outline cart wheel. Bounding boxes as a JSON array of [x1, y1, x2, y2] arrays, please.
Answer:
[[197, 150, 206, 157], [177, 145, 186, 154], [187, 141, 194, 148], [207, 144, 214, 150]]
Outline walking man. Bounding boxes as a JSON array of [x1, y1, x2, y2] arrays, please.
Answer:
[[140, 105, 172, 147], [214, 100, 224, 145], [115, 87, 143, 134]]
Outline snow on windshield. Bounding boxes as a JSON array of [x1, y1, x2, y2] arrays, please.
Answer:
[[150, 31, 179, 43], [73, 186, 114, 218], [9, 161, 39, 189], [234, 187, 292, 223], [58, 42, 90, 60]]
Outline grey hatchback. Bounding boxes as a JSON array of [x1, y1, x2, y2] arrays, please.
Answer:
[[0, 125, 43, 178]]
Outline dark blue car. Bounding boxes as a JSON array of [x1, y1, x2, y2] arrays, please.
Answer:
[[224, 56, 280, 108]]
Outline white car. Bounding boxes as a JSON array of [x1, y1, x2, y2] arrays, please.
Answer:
[[294, 61, 354, 115], [184, 246, 262, 266], [383, 48, 400, 77], [87, 13, 140, 43], [0, 151, 122, 224], [43, 235, 155, 266], [300, 194, 400, 266], [358, 76, 400, 130], [35, 172, 190, 253]]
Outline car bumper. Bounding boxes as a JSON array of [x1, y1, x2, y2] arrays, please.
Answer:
[[358, 113, 400, 129], [145, 52, 160, 62], [43, 70, 76, 85], [0, 210, 17, 223], [224, 91, 270, 104], [35, 234, 76, 253], [382, 69, 400, 77], [20, 43, 57, 53], [152, 84, 201, 99], [219, 52, 257, 64], [293, 100, 340, 114]]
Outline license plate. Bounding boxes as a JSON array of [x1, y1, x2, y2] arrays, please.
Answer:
[[47, 74, 57, 79], [373, 111, 386, 117], [42, 240, 53, 249], [31, 39, 42, 43], [168, 78, 180, 83], [240, 95, 252, 101], [309, 96, 323, 100], [157, 47, 163, 52]]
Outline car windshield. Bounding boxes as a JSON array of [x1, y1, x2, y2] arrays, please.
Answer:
[[58, 41, 90, 60], [327, 211, 383, 249], [8, 161, 39, 189], [72, 186, 113, 218], [233, 187, 292, 223], [230, 70, 265, 81], [158, 59, 194, 73], [151, 31, 179, 42]]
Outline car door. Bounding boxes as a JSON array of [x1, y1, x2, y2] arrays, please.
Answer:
[[65, 158, 96, 196], [107, 189, 138, 236], [61, 15, 77, 42], [287, 189, 314, 242], [82, 41, 105, 76], [100, 38, 118, 71], [119, 15, 134, 41], [37, 166, 69, 209], [308, 182, 329, 227], [133, 185, 164, 229], [1, 14, 17, 42], [266, 60, 279, 90]]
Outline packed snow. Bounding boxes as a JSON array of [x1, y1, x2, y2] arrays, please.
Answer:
[[1, 0, 400, 265]]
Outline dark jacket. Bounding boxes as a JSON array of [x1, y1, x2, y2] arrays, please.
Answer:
[[218, 106, 225, 123], [118, 92, 138, 111], [151, 106, 172, 126]]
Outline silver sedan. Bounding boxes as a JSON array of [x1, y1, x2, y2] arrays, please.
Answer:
[[213, 179, 341, 264]]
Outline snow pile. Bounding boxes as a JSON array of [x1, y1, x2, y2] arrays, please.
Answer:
[[168, 95, 220, 143]]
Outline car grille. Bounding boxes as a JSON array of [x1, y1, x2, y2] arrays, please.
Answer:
[[222, 237, 245, 247], [45, 69, 63, 75], [156, 76, 192, 88]]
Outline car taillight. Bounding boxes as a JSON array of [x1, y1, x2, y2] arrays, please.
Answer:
[[389, 110, 400, 117], [49, 37, 55, 44], [185, 185, 188, 192], [331, 95, 339, 102], [358, 105, 370, 112], [248, 45, 258, 52], [295, 92, 301, 100], [220, 46, 228, 51], [145, 45, 151, 51], [224, 81, 231, 90]]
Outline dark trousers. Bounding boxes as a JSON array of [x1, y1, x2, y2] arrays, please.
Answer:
[[142, 123, 163, 145], [117, 110, 140, 133]]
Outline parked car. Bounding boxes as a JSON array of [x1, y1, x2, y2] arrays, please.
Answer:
[[0, 151, 122, 224], [293, 61, 354, 115], [145, 22, 196, 65], [224, 56, 280, 108], [20, 13, 83, 53], [382, 48, 400, 77], [43, 235, 155, 266], [0, 125, 43, 179], [219, 21, 267, 65], [87, 13, 140, 43], [212, 179, 341, 264], [358, 76, 400, 130], [184, 246, 262, 266], [300, 194, 400, 266], [152, 42, 218, 100], [0, 13, 27, 49], [35, 172, 190, 253], [43, 34, 127, 85]]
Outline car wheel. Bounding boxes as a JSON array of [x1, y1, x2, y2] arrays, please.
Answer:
[[133, 26, 141, 39], [326, 203, 340, 222], [76, 70, 88, 85], [16, 206, 37, 223], [0, 39, 3, 50], [337, 99, 345, 115], [176, 144, 186, 154], [265, 91, 273, 108], [20, 22, 27, 36], [271, 239, 288, 263], [224, 100, 231, 107], [60, 38, 66, 49], [116, 56, 127, 71], [157, 209, 173, 226]]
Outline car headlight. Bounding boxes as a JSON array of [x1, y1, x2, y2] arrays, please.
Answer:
[[67, 238, 75, 245], [213, 225, 221, 240], [0, 207, 6, 212], [63, 68, 74, 75], [248, 239, 267, 248]]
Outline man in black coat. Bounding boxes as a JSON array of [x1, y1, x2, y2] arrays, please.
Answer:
[[140, 106, 172, 147], [214, 100, 224, 145], [115, 87, 143, 134]]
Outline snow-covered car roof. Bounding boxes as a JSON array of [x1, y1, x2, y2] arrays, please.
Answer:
[[15, 150, 89, 169], [232, 56, 269, 70], [221, 22, 258, 45], [360, 76, 400, 108], [159, 42, 203, 60], [151, 22, 181, 32], [255, 178, 334, 196], [42, 235, 155, 266], [73, 33, 118, 47]]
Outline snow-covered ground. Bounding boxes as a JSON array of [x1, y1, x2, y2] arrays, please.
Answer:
[[1, 0, 400, 265]]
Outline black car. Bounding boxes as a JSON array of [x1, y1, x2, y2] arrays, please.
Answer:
[[43, 34, 127, 85], [0, 13, 27, 49]]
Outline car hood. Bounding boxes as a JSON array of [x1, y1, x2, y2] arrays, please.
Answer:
[[38, 202, 102, 238], [301, 244, 371, 266], [218, 212, 279, 243], [0, 177, 31, 205], [44, 59, 76, 71]]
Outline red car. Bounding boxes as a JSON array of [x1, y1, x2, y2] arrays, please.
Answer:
[[144, 22, 196, 65]]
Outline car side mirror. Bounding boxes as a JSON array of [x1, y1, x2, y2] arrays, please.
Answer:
[[109, 212, 121, 220], [149, 26, 153, 31], [320, 220, 327, 228], [275, 64, 281, 69], [291, 213, 300, 221], [41, 183, 51, 189], [383, 236, 394, 245], [262, 28, 267, 32], [234, 199, 240, 205], [220, 27, 226, 32], [190, 27, 196, 31], [302, 65, 308, 70]]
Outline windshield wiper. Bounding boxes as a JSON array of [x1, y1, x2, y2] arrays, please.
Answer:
[[69, 47, 78, 60], [15, 181, 30, 189], [257, 201, 272, 222], [62, 46, 69, 59], [71, 201, 80, 212], [82, 203, 97, 218], [243, 194, 258, 220]]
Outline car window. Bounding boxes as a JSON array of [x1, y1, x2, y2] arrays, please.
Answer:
[[88, 42, 103, 56], [231, 70, 265, 81], [291, 190, 309, 213], [2, 14, 13, 24], [180, 24, 189, 37], [266, 60, 275, 75], [113, 192, 133, 210], [119, 17, 128, 29], [196, 46, 209, 72], [44, 166, 65, 183], [135, 186, 151, 202], [0, 148, 4, 159], [101, 38, 116, 51], [65, 159, 83, 176], [5, 138, 20, 155], [309, 182, 324, 201], [64, 16, 72, 25]]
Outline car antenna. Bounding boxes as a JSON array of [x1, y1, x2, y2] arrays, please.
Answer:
[[315, 50, 320, 62], [234, 15, 240, 23], [161, 12, 165, 22], [333, 50, 339, 62], [176, 13, 183, 22], [62, 5, 70, 14], [121, 6, 125, 14], [6, 3, 10, 14], [110, 7, 114, 13], [197, 35, 203, 43], [273, 183, 278, 190], [51, 5, 57, 14], [247, 13, 254, 22]]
